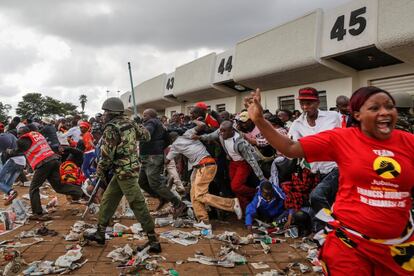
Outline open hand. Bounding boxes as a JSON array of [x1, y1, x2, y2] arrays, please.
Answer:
[[244, 88, 264, 123]]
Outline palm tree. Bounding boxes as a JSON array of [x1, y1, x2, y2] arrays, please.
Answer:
[[79, 94, 87, 114]]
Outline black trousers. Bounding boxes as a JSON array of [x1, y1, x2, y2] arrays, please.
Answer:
[[30, 159, 82, 214]]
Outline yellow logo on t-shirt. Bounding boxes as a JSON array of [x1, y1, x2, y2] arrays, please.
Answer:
[[373, 157, 401, 179]]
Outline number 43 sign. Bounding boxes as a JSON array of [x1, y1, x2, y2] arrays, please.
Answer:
[[321, 0, 377, 58]]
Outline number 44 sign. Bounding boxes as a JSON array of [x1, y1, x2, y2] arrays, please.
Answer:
[[320, 0, 377, 58]]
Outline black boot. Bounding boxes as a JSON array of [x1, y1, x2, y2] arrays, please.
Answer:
[[137, 232, 162, 253], [83, 225, 106, 245]]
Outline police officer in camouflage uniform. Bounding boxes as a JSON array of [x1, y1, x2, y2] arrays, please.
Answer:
[[393, 92, 414, 133], [84, 97, 161, 253]]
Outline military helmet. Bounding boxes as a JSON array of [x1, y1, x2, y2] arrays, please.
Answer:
[[102, 97, 124, 113], [392, 92, 413, 108]]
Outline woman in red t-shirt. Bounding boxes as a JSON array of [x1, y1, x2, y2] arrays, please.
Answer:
[[245, 86, 414, 275]]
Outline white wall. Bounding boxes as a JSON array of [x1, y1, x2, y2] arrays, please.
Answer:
[[254, 77, 353, 112], [357, 63, 414, 87]]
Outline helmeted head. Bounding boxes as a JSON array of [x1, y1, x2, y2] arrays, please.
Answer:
[[102, 97, 124, 123]]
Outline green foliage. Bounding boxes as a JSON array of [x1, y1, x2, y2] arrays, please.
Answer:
[[16, 92, 78, 118]]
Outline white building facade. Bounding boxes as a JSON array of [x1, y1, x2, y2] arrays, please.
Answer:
[[121, 0, 414, 117]]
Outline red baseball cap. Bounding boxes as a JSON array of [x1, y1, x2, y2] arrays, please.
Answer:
[[0, 123, 4, 131], [195, 102, 208, 110], [297, 87, 319, 101], [79, 121, 90, 129]]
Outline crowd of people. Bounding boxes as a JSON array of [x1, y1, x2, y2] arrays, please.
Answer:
[[0, 86, 413, 274]]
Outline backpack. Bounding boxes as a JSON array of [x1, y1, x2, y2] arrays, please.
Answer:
[[59, 160, 85, 185]]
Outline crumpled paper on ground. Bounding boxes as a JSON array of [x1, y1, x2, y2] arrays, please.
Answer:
[[55, 245, 82, 267], [107, 244, 134, 262], [255, 269, 281, 276], [17, 224, 57, 239], [215, 231, 252, 245], [187, 250, 247, 267], [160, 230, 198, 246], [22, 245, 87, 275], [64, 221, 96, 241]]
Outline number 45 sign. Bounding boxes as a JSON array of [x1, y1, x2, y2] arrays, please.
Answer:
[[320, 0, 377, 58]]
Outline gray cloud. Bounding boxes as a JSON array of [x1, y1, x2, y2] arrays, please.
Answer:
[[0, 0, 352, 115], [0, 0, 351, 51]]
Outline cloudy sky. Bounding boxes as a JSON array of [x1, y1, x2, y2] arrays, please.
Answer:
[[0, 0, 351, 116]]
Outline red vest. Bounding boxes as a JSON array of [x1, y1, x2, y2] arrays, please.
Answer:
[[21, 132, 55, 169]]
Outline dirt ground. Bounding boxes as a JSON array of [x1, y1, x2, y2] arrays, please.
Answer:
[[0, 184, 319, 275]]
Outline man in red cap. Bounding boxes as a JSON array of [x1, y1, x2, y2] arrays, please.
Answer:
[[287, 87, 341, 233], [193, 102, 220, 128]]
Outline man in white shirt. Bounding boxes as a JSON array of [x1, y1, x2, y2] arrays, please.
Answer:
[[288, 87, 341, 230]]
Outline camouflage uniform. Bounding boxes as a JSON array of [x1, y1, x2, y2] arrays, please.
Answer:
[[96, 115, 155, 232], [395, 113, 414, 133]]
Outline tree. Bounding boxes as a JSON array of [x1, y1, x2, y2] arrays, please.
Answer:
[[16, 93, 79, 118], [0, 102, 11, 122], [16, 93, 45, 119], [79, 94, 87, 114]]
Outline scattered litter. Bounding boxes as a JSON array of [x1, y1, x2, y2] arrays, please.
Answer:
[[1, 249, 26, 276], [259, 241, 271, 254], [107, 244, 134, 262], [0, 237, 44, 248], [223, 251, 247, 264], [200, 229, 213, 238], [175, 260, 184, 265], [155, 216, 173, 227], [216, 231, 252, 245], [64, 221, 95, 241], [115, 245, 151, 274], [172, 218, 195, 228], [11, 199, 29, 221], [46, 197, 58, 209], [255, 269, 280, 276], [187, 254, 235, 268], [3, 244, 85, 275], [22, 193, 48, 200], [255, 236, 285, 244], [36, 225, 58, 237], [150, 205, 174, 217], [251, 262, 270, 269], [160, 230, 198, 246], [55, 245, 83, 267], [113, 223, 129, 233], [0, 211, 16, 232], [130, 223, 143, 234], [284, 227, 299, 239], [169, 268, 180, 276], [187, 250, 247, 267], [287, 262, 311, 273]]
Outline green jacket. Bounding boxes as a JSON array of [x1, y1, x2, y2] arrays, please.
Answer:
[[96, 115, 150, 180]]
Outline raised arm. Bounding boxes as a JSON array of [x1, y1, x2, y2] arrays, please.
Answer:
[[244, 89, 305, 159]]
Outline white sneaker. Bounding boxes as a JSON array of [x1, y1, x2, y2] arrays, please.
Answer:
[[233, 198, 243, 220], [194, 220, 212, 230]]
